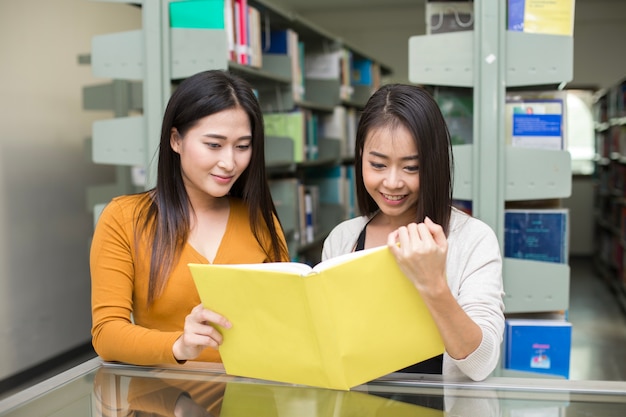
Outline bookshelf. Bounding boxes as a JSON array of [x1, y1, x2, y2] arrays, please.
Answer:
[[83, 0, 391, 263], [592, 77, 626, 312], [409, 0, 573, 314]]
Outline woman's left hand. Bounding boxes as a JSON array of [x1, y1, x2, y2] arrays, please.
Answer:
[[387, 216, 448, 297]]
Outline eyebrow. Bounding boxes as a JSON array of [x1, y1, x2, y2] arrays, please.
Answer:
[[368, 151, 419, 161], [203, 134, 253, 140]]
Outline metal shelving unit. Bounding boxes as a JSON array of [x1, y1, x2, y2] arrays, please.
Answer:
[[83, 0, 391, 262], [408, 0, 573, 313]]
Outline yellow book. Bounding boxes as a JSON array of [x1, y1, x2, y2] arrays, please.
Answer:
[[189, 246, 444, 391], [523, 0, 574, 36], [221, 380, 444, 417]]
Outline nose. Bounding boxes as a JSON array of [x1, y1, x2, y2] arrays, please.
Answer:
[[217, 149, 235, 171], [383, 167, 403, 189]]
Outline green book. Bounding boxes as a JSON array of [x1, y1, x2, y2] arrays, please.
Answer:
[[264, 112, 306, 163], [170, 0, 225, 29]]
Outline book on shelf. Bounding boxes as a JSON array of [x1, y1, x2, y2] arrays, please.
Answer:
[[189, 245, 444, 390], [262, 28, 303, 100], [504, 318, 572, 379], [504, 209, 569, 264], [351, 58, 373, 86], [263, 111, 306, 163], [247, 4, 262, 68], [505, 91, 567, 150], [507, 0, 575, 36], [304, 165, 348, 207], [305, 50, 342, 80], [169, 0, 225, 29], [233, 0, 249, 65]]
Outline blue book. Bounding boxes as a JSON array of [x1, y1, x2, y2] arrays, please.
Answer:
[[351, 59, 373, 86], [507, 0, 525, 32], [504, 209, 568, 264], [504, 319, 572, 379], [262, 29, 289, 54]]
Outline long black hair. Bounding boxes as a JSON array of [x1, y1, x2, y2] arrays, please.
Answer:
[[354, 83, 453, 234], [136, 70, 288, 304]]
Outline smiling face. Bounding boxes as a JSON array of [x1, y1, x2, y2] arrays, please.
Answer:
[[170, 107, 252, 206], [361, 123, 420, 226]]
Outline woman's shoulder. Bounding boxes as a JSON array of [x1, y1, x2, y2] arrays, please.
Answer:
[[100, 192, 151, 222], [328, 215, 371, 236], [449, 207, 497, 238]]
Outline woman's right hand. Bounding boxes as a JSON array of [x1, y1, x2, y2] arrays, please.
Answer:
[[172, 304, 232, 362]]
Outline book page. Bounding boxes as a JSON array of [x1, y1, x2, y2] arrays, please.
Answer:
[[311, 245, 387, 273], [214, 261, 312, 275]]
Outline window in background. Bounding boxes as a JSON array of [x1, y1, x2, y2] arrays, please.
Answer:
[[566, 90, 595, 175]]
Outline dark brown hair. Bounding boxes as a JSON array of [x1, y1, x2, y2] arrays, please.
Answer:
[[354, 83, 453, 234], [136, 70, 288, 304]]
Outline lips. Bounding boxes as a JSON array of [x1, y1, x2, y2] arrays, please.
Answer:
[[382, 193, 406, 201], [212, 174, 234, 184]]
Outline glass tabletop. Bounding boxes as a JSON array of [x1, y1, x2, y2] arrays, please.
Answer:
[[1, 357, 625, 416]]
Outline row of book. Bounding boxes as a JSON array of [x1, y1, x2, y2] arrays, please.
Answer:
[[426, 0, 575, 36], [169, 0, 383, 105], [437, 87, 568, 151], [264, 106, 359, 163], [269, 166, 357, 261]]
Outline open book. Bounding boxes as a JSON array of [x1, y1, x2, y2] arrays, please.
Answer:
[[189, 245, 444, 390]]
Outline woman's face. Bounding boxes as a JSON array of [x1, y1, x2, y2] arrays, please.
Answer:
[[362, 124, 420, 224], [170, 107, 252, 204]]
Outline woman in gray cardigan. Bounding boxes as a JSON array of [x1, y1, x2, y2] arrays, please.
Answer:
[[322, 83, 505, 382]]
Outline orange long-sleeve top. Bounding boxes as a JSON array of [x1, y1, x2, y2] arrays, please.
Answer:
[[91, 193, 288, 366]]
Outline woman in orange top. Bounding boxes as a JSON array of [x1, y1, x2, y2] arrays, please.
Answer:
[[90, 70, 289, 366]]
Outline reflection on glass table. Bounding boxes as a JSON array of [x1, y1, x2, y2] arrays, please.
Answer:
[[1, 358, 625, 416]]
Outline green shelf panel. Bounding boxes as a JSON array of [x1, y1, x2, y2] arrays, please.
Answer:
[[303, 79, 341, 109], [450, 145, 572, 202], [92, 116, 144, 166], [92, 30, 144, 80], [452, 144, 472, 201], [92, 28, 230, 81], [505, 147, 572, 201], [409, 31, 573, 88], [408, 32, 473, 87], [83, 81, 142, 111], [506, 32, 573, 87], [503, 258, 570, 313], [265, 135, 295, 166], [170, 28, 228, 79]]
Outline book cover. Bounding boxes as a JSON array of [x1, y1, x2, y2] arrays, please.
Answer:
[[263, 111, 306, 163], [304, 165, 347, 206], [351, 58, 373, 86], [504, 209, 569, 264], [508, 0, 575, 36], [504, 319, 572, 379], [234, 0, 249, 65], [169, 0, 225, 29], [506, 95, 565, 150], [189, 246, 444, 390]]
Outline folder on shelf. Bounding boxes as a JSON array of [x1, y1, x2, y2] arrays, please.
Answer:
[[504, 318, 572, 379], [189, 246, 444, 390]]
